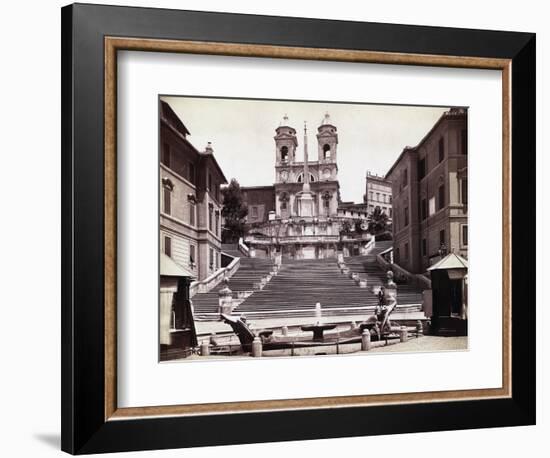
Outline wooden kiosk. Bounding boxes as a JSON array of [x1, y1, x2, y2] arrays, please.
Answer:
[[427, 253, 468, 336]]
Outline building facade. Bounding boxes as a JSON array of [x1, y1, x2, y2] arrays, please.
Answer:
[[242, 186, 276, 225], [386, 108, 468, 274], [364, 171, 393, 220], [243, 113, 372, 259], [159, 100, 227, 281]]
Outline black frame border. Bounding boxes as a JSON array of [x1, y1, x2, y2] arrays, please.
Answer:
[[61, 3, 536, 454]]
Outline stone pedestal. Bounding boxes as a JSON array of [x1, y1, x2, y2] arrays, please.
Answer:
[[297, 192, 314, 217], [251, 337, 263, 357], [218, 278, 234, 315], [200, 342, 211, 356], [361, 330, 371, 351], [385, 271, 398, 303], [399, 326, 408, 343]]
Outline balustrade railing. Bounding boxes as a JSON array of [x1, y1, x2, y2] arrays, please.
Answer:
[[376, 247, 432, 290], [189, 256, 240, 297]]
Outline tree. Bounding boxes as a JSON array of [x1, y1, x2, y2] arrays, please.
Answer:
[[221, 178, 248, 243], [367, 206, 390, 235], [339, 219, 353, 236], [354, 218, 368, 234]]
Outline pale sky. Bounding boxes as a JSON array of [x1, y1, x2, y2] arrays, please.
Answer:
[[162, 96, 448, 203]]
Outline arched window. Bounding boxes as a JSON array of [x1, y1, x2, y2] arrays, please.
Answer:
[[280, 146, 289, 162], [297, 172, 315, 183], [323, 144, 331, 159]]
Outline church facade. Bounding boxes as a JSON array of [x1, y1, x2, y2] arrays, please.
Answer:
[[242, 114, 372, 260]]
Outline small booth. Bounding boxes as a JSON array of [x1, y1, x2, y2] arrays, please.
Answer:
[[160, 253, 197, 361], [427, 253, 468, 336]]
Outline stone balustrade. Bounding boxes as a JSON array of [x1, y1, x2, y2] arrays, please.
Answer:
[[189, 256, 240, 297]]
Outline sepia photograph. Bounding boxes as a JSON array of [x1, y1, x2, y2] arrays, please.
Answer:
[[158, 96, 469, 362]]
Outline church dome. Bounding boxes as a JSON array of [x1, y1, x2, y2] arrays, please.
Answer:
[[276, 114, 296, 136], [318, 112, 337, 132]]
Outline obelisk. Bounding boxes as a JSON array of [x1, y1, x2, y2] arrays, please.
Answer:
[[297, 121, 314, 217]]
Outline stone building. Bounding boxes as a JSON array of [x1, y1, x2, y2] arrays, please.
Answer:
[[242, 186, 276, 225], [385, 108, 468, 274], [242, 113, 372, 259], [159, 100, 227, 281], [364, 171, 393, 220]]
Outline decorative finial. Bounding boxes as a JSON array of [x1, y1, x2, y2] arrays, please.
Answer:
[[279, 114, 290, 127], [323, 112, 330, 124], [304, 120, 307, 132]]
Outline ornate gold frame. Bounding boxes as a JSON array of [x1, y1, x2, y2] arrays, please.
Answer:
[[104, 37, 511, 421]]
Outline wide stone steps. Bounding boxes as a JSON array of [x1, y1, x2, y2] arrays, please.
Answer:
[[193, 241, 425, 321], [236, 251, 423, 315], [192, 256, 275, 315]]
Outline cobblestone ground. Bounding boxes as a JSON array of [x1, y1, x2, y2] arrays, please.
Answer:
[[369, 335, 468, 353]]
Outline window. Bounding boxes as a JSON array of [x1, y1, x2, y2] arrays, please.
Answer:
[[421, 198, 428, 220], [389, 196, 392, 204], [462, 225, 468, 246], [438, 137, 445, 162], [281, 201, 287, 210], [402, 168, 408, 188], [461, 129, 468, 155], [297, 172, 314, 183], [323, 144, 331, 159], [189, 202, 195, 226], [404, 243, 409, 260], [429, 197, 436, 216], [439, 229, 445, 247], [209, 206, 213, 231], [281, 146, 289, 162], [164, 236, 171, 257], [418, 157, 426, 180], [189, 245, 195, 265], [368, 191, 373, 201], [215, 211, 220, 236], [404, 206, 409, 227], [461, 179, 468, 204], [208, 173, 212, 191], [395, 247, 400, 263], [438, 184, 445, 210], [163, 187, 171, 215], [251, 206, 258, 218], [422, 238, 427, 256], [376, 192, 380, 202], [162, 142, 170, 167], [209, 248, 214, 269], [389, 208, 392, 218]]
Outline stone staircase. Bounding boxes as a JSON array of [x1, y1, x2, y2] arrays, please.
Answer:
[[193, 241, 425, 321], [343, 241, 424, 306], [221, 243, 242, 259], [191, 255, 276, 317], [234, 250, 424, 319]]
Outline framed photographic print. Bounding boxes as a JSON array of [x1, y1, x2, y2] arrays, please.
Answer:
[[61, 3, 536, 454]]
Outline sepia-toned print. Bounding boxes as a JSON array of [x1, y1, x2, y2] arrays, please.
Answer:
[[158, 96, 468, 362]]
